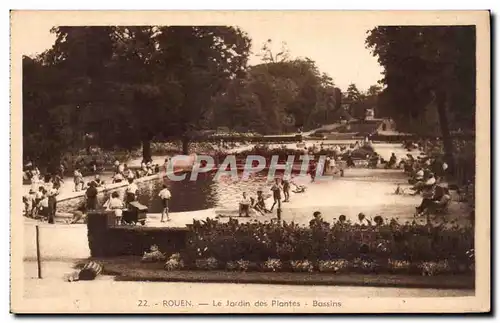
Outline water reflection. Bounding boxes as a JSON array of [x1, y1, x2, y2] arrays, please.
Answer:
[[136, 174, 217, 213], [135, 171, 272, 213]]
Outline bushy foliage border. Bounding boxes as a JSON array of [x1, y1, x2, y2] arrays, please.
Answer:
[[173, 218, 474, 275]]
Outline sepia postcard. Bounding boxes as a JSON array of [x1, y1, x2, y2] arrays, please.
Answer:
[[10, 10, 490, 314]]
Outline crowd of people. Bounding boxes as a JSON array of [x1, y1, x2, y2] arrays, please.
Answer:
[[68, 176, 172, 225], [308, 211, 386, 228], [393, 150, 452, 217], [23, 162, 66, 222], [23, 155, 168, 224], [106, 160, 162, 187], [69, 159, 164, 193], [22, 185, 59, 223], [23, 136, 470, 225]]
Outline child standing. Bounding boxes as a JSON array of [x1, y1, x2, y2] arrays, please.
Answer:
[[158, 184, 172, 222], [270, 178, 283, 212], [282, 176, 291, 202]]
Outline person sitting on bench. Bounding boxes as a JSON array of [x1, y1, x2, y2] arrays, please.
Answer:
[[385, 152, 397, 169], [369, 153, 379, 168], [239, 192, 251, 217], [68, 203, 87, 224], [428, 187, 451, 214], [415, 178, 437, 216], [410, 170, 433, 194]]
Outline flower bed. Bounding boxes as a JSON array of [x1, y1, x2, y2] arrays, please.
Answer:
[[171, 218, 474, 276], [87, 214, 474, 276]]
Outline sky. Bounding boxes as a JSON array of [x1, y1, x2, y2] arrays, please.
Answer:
[[20, 21, 384, 92]]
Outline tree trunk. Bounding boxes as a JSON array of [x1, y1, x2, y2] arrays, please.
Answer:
[[47, 156, 61, 176], [182, 136, 189, 155], [435, 90, 455, 172], [142, 139, 152, 163]]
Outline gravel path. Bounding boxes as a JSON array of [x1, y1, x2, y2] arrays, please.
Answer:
[[17, 260, 473, 314]]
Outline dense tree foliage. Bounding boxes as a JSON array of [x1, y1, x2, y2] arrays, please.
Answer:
[[23, 26, 253, 167], [212, 57, 337, 134], [342, 83, 381, 120], [346, 83, 362, 103], [366, 26, 476, 166], [24, 25, 476, 172], [23, 29, 341, 169]]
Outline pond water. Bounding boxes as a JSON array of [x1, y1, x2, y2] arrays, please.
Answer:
[[134, 171, 291, 213], [59, 142, 424, 216], [61, 170, 281, 214], [119, 167, 407, 214], [125, 141, 423, 214]]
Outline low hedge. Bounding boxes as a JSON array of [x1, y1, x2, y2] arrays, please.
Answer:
[[177, 218, 474, 274], [87, 214, 474, 275]]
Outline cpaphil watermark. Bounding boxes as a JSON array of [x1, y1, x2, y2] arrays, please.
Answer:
[[161, 154, 334, 182]]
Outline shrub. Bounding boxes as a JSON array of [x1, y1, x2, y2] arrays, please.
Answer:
[[164, 253, 185, 271], [181, 217, 474, 275], [419, 260, 452, 276], [290, 260, 314, 272], [141, 245, 166, 263], [195, 257, 219, 270], [226, 261, 239, 271], [263, 258, 283, 272], [388, 259, 412, 274], [235, 259, 251, 272], [352, 258, 380, 273], [317, 259, 349, 273]]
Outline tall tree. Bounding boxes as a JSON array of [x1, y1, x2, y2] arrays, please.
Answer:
[[23, 55, 77, 171], [366, 26, 476, 168], [36, 26, 252, 161], [212, 56, 336, 134], [256, 39, 290, 63], [345, 83, 367, 119], [346, 83, 362, 102], [367, 84, 382, 97], [153, 26, 252, 154]]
